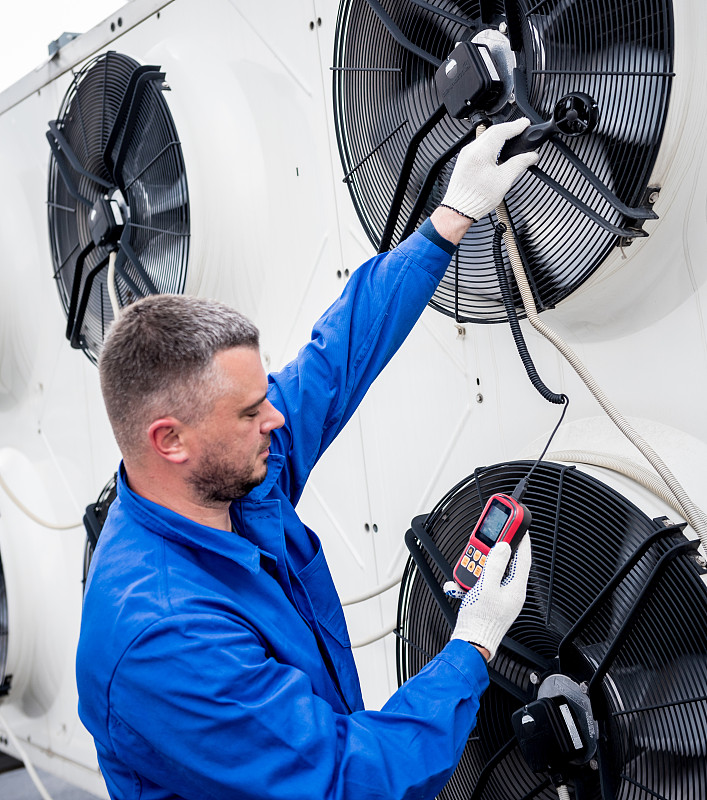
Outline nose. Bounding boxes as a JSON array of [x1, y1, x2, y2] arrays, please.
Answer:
[[262, 400, 285, 433]]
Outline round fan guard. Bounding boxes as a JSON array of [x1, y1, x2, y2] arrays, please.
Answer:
[[82, 473, 118, 587], [47, 51, 190, 364], [0, 555, 7, 697], [333, 0, 674, 323], [398, 460, 707, 799]]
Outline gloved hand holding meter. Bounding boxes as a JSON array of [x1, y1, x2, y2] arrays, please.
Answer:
[[445, 492, 532, 660]]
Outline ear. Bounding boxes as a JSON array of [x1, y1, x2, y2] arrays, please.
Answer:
[[148, 417, 190, 464]]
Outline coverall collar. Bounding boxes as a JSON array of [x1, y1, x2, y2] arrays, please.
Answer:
[[116, 461, 285, 574]]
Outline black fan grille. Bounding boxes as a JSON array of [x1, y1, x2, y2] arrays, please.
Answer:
[[397, 461, 707, 799], [0, 552, 7, 695], [82, 472, 118, 586], [333, 0, 673, 322], [47, 51, 189, 364]]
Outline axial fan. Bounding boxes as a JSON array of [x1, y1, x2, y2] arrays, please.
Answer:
[[82, 473, 117, 587], [47, 51, 190, 364], [398, 460, 707, 799], [0, 556, 7, 697], [333, 0, 673, 322]]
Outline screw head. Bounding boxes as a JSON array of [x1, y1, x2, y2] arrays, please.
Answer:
[[529, 672, 539, 685], [499, 22, 508, 34], [590, 759, 599, 771]]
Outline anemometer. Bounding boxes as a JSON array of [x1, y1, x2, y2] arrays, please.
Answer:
[[453, 492, 531, 590]]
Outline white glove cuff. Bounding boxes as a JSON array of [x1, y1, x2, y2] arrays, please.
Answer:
[[439, 203, 477, 223], [450, 617, 510, 661]]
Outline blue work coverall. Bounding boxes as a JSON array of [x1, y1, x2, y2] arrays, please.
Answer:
[[76, 224, 490, 800]]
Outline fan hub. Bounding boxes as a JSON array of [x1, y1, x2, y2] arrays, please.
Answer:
[[470, 28, 517, 114], [435, 31, 516, 120], [88, 189, 126, 249], [512, 673, 598, 776]]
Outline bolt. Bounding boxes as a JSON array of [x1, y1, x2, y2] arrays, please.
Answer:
[[454, 324, 466, 338], [499, 22, 508, 34], [529, 672, 539, 685], [589, 759, 599, 771], [508, 90, 516, 104], [580, 681, 589, 694], [476, 393, 484, 404], [648, 191, 659, 204], [696, 555, 707, 568]]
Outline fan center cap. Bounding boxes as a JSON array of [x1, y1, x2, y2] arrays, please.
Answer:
[[88, 188, 127, 248], [470, 28, 517, 113], [512, 674, 599, 774]]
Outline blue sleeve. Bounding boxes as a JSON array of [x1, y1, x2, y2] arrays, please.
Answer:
[[418, 217, 458, 256], [107, 618, 488, 800], [269, 230, 454, 502]]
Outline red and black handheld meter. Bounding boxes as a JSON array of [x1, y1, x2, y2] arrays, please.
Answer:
[[453, 493, 532, 590]]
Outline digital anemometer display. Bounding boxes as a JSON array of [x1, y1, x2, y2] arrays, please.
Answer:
[[453, 493, 532, 590]]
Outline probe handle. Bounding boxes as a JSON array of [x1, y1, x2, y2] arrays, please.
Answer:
[[497, 92, 599, 164], [497, 119, 557, 164]]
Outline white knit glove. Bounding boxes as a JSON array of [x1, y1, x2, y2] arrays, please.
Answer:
[[440, 118, 539, 222], [444, 535, 532, 660]]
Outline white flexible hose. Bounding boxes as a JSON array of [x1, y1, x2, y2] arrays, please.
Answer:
[[494, 198, 707, 554], [545, 449, 689, 520], [0, 710, 55, 800], [556, 785, 571, 800], [341, 573, 403, 606], [107, 250, 121, 318], [351, 621, 397, 649], [0, 472, 82, 530]]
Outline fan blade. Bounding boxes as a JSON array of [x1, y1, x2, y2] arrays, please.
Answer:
[[363, 0, 441, 67], [511, 70, 656, 226], [408, 0, 469, 27], [467, 735, 552, 800], [557, 523, 687, 668], [126, 173, 189, 217], [526, 2, 673, 146], [122, 140, 187, 212], [47, 121, 113, 190]]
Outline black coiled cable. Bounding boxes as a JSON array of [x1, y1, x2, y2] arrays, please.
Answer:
[[493, 222, 566, 405]]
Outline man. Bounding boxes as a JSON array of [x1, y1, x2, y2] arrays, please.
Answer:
[[77, 119, 537, 800]]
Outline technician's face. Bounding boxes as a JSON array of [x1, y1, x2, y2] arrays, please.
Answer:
[[186, 347, 284, 506]]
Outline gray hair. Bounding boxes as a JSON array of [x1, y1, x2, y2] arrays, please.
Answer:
[[99, 294, 260, 461]]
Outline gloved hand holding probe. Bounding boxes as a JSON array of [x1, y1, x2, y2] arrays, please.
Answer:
[[441, 118, 539, 223], [444, 535, 532, 660]]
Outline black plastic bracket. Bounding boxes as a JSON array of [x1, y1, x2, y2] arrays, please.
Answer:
[[404, 515, 456, 630]]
